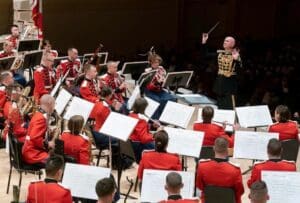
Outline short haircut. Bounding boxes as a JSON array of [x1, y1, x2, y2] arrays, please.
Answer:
[[68, 47, 77, 52], [40, 94, 55, 106], [267, 138, 282, 157], [250, 181, 268, 202], [11, 24, 18, 29], [132, 98, 148, 114], [84, 64, 96, 73], [45, 154, 64, 177], [166, 172, 183, 190], [100, 86, 112, 98], [275, 105, 291, 122], [202, 106, 214, 123], [0, 71, 13, 83], [154, 130, 169, 152], [148, 53, 162, 64], [68, 115, 84, 135], [5, 83, 22, 96], [95, 177, 115, 198], [42, 39, 51, 47], [214, 137, 228, 154]]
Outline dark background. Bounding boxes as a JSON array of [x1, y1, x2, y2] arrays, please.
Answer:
[[0, 0, 13, 34]]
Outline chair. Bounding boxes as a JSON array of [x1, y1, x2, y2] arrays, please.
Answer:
[[199, 146, 215, 159], [281, 139, 299, 162], [6, 132, 43, 194], [204, 185, 236, 203]]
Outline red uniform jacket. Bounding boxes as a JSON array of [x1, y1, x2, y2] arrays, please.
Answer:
[[80, 78, 100, 103], [2, 102, 27, 142], [100, 72, 125, 103], [138, 150, 182, 180], [22, 111, 49, 164], [193, 122, 233, 147], [196, 159, 244, 203], [91, 100, 110, 131], [0, 85, 7, 117], [56, 58, 81, 80], [268, 121, 299, 141], [160, 199, 199, 203], [3, 100, 12, 119], [129, 113, 154, 144], [146, 66, 166, 92], [49, 50, 58, 58], [26, 179, 72, 203], [5, 35, 18, 49], [0, 50, 16, 58], [60, 131, 90, 165], [247, 159, 296, 188], [33, 65, 56, 103]]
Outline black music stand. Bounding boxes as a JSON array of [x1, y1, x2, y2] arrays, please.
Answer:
[[22, 50, 43, 80], [17, 39, 40, 52], [98, 64, 108, 76], [121, 61, 149, 81], [0, 56, 16, 71], [163, 71, 193, 92], [137, 70, 157, 95]]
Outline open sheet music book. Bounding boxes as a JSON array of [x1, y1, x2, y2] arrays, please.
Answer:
[[141, 169, 195, 202], [62, 163, 111, 200], [54, 88, 72, 115]]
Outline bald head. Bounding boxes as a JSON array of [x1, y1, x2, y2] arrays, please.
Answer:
[[40, 94, 55, 114], [223, 36, 236, 50], [107, 61, 119, 74]]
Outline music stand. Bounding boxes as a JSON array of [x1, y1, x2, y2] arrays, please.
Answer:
[[137, 70, 157, 94], [17, 39, 40, 52], [163, 71, 193, 92], [82, 52, 108, 65], [54, 56, 68, 68], [98, 63, 108, 76], [0, 56, 16, 71], [121, 61, 149, 81], [22, 50, 43, 80]]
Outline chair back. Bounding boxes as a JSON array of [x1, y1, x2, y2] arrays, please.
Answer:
[[281, 139, 299, 162], [8, 132, 24, 170], [204, 185, 235, 203]]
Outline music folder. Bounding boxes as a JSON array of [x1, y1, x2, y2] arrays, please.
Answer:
[[17, 39, 40, 52], [22, 50, 43, 70], [0, 56, 16, 71], [163, 71, 193, 90]]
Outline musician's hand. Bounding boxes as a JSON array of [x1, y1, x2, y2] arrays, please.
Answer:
[[48, 140, 55, 150], [233, 123, 240, 131], [202, 33, 209, 44], [113, 100, 122, 111], [222, 121, 228, 129], [152, 120, 161, 129], [157, 126, 164, 132], [65, 80, 71, 87], [120, 82, 127, 90], [232, 48, 240, 60]]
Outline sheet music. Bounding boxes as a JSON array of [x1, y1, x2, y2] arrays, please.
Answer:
[[50, 78, 62, 97], [198, 108, 235, 132], [236, 105, 273, 128], [99, 112, 139, 141], [164, 127, 204, 157], [144, 97, 160, 118], [127, 85, 140, 110], [262, 171, 300, 203], [233, 131, 279, 160], [159, 101, 195, 129], [55, 88, 72, 115], [63, 97, 95, 123], [62, 163, 111, 200], [141, 169, 195, 202]]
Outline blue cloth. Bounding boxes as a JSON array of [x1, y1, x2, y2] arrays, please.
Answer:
[[131, 141, 155, 163], [13, 73, 26, 86], [144, 88, 177, 120]]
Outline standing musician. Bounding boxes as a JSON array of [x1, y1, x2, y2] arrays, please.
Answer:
[[33, 53, 56, 103], [22, 94, 55, 166], [0, 41, 17, 58], [41, 39, 58, 58], [202, 33, 242, 109], [100, 61, 127, 104], [2, 84, 27, 143], [143, 52, 177, 120], [5, 25, 20, 49], [79, 64, 101, 103], [60, 115, 90, 165], [56, 47, 81, 86]]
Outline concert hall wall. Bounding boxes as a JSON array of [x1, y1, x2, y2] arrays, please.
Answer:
[[0, 0, 13, 35]]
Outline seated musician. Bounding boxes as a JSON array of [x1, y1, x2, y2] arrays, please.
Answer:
[[249, 181, 269, 203], [0, 41, 17, 58], [160, 172, 198, 203], [268, 105, 299, 141], [196, 137, 244, 203], [60, 115, 90, 165], [0, 71, 14, 129], [143, 52, 177, 120], [5, 25, 19, 49], [2, 84, 27, 143], [33, 53, 56, 103], [22, 94, 56, 166], [193, 106, 234, 147], [138, 130, 182, 181], [41, 39, 58, 58], [129, 98, 155, 163], [26, 154, 72, 203], [56, 47, 81, 86], [80, 64, 101, 103], [247, 138, 296, 188], [100, 61, 127, 104], [96, 177, 118, 203]]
